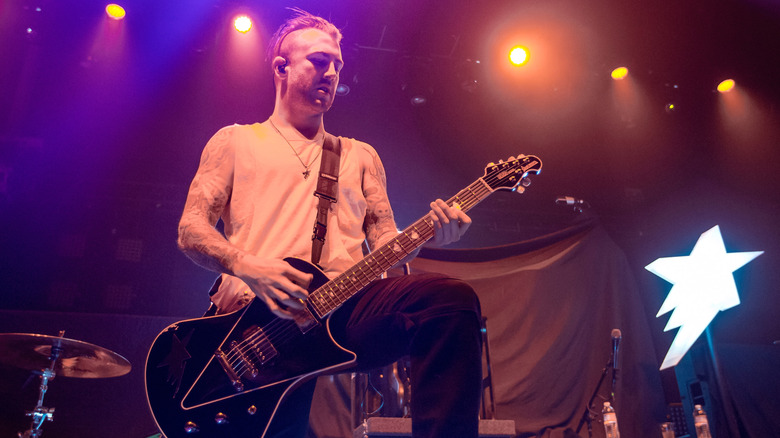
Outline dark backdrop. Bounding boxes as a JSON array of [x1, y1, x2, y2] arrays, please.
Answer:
[[1, 0, 778, 436]]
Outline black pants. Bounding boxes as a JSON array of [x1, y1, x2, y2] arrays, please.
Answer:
[[266, 273, 483, 438]]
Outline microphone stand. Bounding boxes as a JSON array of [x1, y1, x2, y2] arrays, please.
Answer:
[[575, 355, 616, 437]]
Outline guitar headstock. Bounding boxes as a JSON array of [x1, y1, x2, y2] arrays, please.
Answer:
[[482, 155, 542, 193]]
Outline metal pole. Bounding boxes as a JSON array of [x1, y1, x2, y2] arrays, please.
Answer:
[[704, 327, 740, 437]]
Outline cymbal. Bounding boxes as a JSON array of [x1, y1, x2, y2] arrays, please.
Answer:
[[0, 333, 131, 378]]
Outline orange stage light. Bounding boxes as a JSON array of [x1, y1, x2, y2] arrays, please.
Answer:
[[234, 15, 252, 33], [105, 4, 126, 20], [717, 79, 735, 93], [509, 46, 529, 66], [611, 67, 628, 80]]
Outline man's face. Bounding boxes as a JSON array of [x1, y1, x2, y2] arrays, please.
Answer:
[[282, 28, 344, 114]]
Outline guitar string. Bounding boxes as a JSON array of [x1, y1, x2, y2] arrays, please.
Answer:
[[227, 196, 481, 372], [320, 167, 513, 291], [229, 203, 491, 374], [306, 182, 490, 316], [227, 316, 294, 360], [230, 328, 303, 376], [316, 178, 495, 294], [231, 328, 295, 375], [226, 178, 500, 368], [224, 162, 535, 373]]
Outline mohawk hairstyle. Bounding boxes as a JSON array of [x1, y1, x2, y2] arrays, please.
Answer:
[[266, 7, 342, 63]]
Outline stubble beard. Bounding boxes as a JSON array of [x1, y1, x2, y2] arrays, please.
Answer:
[[289, 77, 334, 116]]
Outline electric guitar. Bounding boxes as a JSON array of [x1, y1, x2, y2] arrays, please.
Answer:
[[145, 155, 542, 437]]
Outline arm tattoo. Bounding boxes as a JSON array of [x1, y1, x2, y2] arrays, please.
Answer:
[[177, 128, 244, 275], [362, 147, 399, 251]]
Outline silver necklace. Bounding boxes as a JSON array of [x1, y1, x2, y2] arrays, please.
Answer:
[[268, 119, 324, 180]]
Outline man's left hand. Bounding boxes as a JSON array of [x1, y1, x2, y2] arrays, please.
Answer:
[[427, 198, 472, 247]]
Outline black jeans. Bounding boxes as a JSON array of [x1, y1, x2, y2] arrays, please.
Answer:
[[266, 273, 483, 438]]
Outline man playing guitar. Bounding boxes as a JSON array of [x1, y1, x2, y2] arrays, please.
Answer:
[[174, 8, 483, 438]]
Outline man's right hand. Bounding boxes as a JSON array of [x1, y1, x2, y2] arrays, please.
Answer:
[[232, 254, 313, 319]]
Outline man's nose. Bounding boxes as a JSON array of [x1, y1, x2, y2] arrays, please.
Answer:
[[324, 62, 338, 79]]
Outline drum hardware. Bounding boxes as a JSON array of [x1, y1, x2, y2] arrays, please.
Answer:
[[0, 330, 131, 437]]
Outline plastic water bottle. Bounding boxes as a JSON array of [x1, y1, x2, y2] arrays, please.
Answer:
[[693, 404, 712, 438], [602, 401, 620, 438]]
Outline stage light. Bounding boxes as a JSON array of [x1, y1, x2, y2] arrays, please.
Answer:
[[410, 95, 427, 106], [336, 84, 350, 96], [717, 79, 735, 93], [25, 26, 39, 41], [646, 225, 763, 370], [611, 67, 628, 80], [234, 15, 252, 33], [105, 4, 126, 20], [509, 46, 529, 66]]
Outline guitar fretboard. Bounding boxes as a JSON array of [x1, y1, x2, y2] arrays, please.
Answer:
[[307, 177, 494, 318]]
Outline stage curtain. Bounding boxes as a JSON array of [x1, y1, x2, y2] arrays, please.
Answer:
[[308, 220, 667, 438]]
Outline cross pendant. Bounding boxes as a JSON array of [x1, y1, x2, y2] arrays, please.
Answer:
[[303, 169, 311, 180]]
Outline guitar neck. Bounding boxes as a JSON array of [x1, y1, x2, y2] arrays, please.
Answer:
[[308, 177, 494, 318]]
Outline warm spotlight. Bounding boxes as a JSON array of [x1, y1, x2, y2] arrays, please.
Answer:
[[611, 67, 629, 80], [509, 46, 529, 66], [105, 4, 126, 20], [234, 15, 252, 33], [717, 79, 735, 93]]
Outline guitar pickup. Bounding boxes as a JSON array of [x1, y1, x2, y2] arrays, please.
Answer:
[[238, 326, 279, 366]]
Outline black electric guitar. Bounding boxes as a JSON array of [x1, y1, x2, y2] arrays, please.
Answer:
[[145, 155, 542, 437]]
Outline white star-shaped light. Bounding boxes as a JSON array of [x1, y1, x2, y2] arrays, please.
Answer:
[[645, 225, 763, 370]]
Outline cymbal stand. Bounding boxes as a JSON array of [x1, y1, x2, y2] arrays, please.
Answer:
[[18, 333, 64, 438]]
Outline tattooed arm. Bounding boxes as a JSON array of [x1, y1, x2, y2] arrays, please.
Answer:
[[177, 126, 311, 319], [177, 127, 242, 273], [361, 145, 401, 252], [360, 144, 472, 265]]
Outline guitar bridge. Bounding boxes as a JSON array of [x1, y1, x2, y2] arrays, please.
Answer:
[[215, 349, 245, 391]]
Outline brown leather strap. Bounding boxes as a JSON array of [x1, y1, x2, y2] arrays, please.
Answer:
[[311, 133, 341, 266]]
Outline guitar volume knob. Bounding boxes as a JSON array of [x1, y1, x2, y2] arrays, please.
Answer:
[[215, 412, 229, 424]]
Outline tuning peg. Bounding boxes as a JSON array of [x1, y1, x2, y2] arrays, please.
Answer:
[[498, 159, 504, 164], [508, 156, 516, 161], [487, 162, 496, 167], [521, 177, 532, 187]]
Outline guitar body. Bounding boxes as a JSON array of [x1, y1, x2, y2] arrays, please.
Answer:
[[145, 258, 356, 438]]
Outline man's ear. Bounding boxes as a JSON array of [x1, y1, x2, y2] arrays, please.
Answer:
[[272, 56, 288, 77]]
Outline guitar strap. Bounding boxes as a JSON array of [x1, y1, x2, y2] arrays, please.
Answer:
[[311, 133, 341, 266]]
